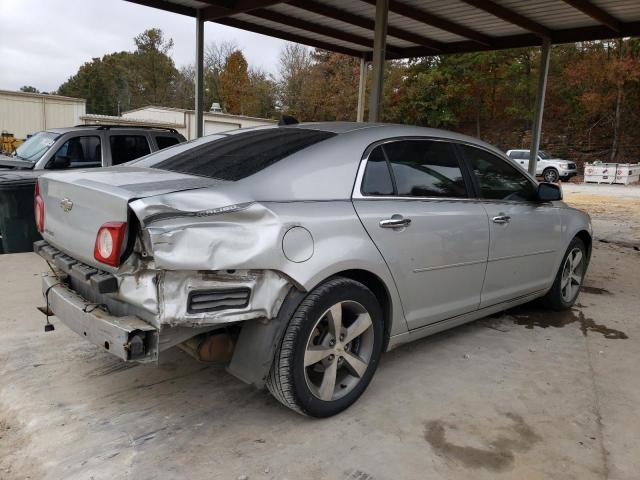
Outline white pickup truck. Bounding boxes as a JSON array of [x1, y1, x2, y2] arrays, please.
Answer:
[[506, 149, 578, 183]]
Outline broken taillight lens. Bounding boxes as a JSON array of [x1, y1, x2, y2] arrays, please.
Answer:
[[94, 222, 127, 267], [34, 180, 45, 233]]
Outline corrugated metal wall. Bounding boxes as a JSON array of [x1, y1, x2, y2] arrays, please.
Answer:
[[0, 91, 86, 139]]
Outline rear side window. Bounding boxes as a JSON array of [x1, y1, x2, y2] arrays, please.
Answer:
[[385, 140, 467, 198], [147, 128, 336, 181], [361, 146, 394, 196], [155, 136, 180, 150], [110, 135, 151, 165], [461, 145, 537, 202]]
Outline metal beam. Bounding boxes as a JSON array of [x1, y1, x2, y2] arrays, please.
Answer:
[[125, 0, 196, 16], [201, 0, 287, 21], [247, 8, 402, 53], [289, 0, 443, 53], [368, 0, 388, 122], [195, 9, 205, 138], [215, 17, 364, 57], [459, 0, 553, 40], [362, 0, 493, 47], [357, 56, 367, 122], [561, 0, 622, 32], [529, 39, 551, 177]]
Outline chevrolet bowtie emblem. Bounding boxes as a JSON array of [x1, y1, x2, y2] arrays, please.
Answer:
[[60, 198, 73, 212]]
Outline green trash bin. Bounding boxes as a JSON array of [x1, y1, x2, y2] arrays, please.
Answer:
[[0, 172, 43, 254]]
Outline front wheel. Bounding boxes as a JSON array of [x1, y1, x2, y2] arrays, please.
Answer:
[[541, 237, 588, 310], [267, 277, 384, 417]]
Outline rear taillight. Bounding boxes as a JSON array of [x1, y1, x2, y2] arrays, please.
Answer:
[[34, 180, 45, 233], [94, 222, 127, 267]]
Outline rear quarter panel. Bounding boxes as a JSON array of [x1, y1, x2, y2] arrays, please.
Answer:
[[137, 199, 409, 337]]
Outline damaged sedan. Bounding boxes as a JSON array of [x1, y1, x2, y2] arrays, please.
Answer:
[[34, 122, 592, 417]]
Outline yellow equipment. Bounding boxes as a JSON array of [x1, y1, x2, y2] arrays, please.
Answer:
[[0, 131, 23, 155]]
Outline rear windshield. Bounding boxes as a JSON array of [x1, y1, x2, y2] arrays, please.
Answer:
[[134, 128, 336, 181]]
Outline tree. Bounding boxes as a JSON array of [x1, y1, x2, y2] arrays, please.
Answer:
[[20, 86, 39, 93], [204, 40, 239, 109], [218, 50, 251, 115], [277, 43, 315, 119], [133, 28, 178, 106]]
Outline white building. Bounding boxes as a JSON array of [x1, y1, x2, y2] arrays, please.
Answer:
[[121, 106, 276, 140], [0, 90, 86, 139]]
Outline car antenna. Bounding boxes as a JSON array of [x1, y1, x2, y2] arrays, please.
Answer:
[[278, 115, 299, 126]]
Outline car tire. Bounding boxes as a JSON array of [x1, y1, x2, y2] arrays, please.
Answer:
[[543, 168, 560, 183], [266, 277, 384, 417], [541, 237, 588, 310]]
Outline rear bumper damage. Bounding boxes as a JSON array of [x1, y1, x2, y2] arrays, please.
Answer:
[[42, 274, 159, 362], [35, 240, 294, 368]]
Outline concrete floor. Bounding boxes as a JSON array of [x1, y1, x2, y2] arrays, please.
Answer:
[[1, 184, 639, 480]]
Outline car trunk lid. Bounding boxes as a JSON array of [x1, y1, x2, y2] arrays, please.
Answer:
[[39, 166, 222, 269]]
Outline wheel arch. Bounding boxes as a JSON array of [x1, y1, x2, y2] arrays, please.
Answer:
[[574, 229, 593, 262], [329, 269, 393, 351]]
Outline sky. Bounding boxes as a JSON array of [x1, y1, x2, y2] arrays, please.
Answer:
[[0, 0, 289, 93]]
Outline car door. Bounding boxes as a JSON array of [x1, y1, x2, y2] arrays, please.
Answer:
[[514, 151, 529, 170], [458, 144, 561, 307], [352, 139, 490, 330]]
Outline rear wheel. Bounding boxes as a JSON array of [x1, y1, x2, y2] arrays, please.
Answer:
[[267, 277, 384, 417], [543, 168, 560, 183], [541, 237, 587, 310]]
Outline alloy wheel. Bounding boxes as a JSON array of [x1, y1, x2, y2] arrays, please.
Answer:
[[544, 169, 559, 183], [561, 247, 584, 302], [303, 301, 374, 401]]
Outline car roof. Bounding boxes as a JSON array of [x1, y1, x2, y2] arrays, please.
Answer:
[[283, 121, 506, 157]]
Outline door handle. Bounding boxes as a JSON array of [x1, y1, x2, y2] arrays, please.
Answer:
[[380, 215, 411, 229], [492, 215, 511, 224]]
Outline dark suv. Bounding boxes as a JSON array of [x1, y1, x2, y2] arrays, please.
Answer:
[[0, 125, 185, 253]]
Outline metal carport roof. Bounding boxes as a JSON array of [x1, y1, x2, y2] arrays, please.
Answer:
[[127, 0, 640, 58], [125, 0, 640, 175]]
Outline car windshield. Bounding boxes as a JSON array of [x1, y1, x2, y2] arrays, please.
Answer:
[[14, 131, 59, 162], [538, 150, 552, 159], [133, 127, 336, 181]]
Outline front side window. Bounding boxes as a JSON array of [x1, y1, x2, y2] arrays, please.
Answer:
[[110, 135, 151, 165], [461, 145, 537, 202], [51, 136, 101, 168]]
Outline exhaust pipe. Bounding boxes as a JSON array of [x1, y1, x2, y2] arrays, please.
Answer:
[[179, 332, 235, 363]]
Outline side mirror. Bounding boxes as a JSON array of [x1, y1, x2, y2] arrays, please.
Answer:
[[50, 155, 70, 169], [537, 182, 562, 202]]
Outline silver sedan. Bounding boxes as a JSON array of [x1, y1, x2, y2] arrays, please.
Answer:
[[35, 122, 591, 417]]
